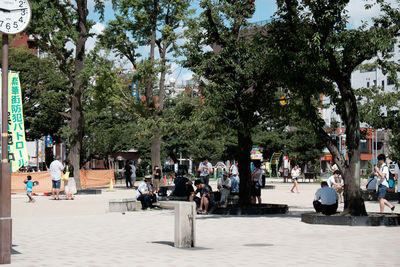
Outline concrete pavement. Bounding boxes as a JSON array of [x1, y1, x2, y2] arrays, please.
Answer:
[[9, 180, 399, 266]]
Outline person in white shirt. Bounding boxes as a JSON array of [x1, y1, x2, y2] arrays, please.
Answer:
[[130, 161, 137, 188], [394, 162, 400, 203], [327, 170, 344, 202], [136, 177, 157, 210], [217, 173, 231, 207], [49, 156, 64, 200], [373, 154, 395, 213], [313, 181, 338, 215], [290, 165, 300, 193], [197, 157, 213, 185]]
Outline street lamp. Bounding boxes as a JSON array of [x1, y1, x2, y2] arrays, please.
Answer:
[[0, 0, 32, 263]]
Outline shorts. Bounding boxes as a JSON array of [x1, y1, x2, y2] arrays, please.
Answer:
[[154, 178, 161, 189], [52, 180, 61, 189], [291, 177, 298, 181], [27, 191, 32, 196], [251, 183, 261, 197], [377, 184, 387, 198]]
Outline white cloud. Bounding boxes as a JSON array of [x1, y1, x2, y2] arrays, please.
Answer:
[[346, 0, 399, 28]]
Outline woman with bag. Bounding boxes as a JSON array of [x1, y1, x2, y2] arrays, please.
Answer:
[[63, 159, 77, 200], [251, 160, 262, 204]]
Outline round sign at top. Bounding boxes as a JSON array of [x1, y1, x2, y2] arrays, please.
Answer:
[[0, 0, 32, 35]]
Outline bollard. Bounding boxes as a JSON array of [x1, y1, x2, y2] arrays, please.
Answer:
[[159, 201, 196, 248]]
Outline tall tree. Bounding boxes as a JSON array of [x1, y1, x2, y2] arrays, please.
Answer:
[[3, 46, 69, 142], [268, 0, 400, 215], [27, 0, 105, 188], [99, 0, 192, 171], [183, 0, 279, 205]]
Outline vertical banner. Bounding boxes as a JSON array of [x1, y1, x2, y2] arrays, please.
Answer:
[[7, 73, 28, 172]]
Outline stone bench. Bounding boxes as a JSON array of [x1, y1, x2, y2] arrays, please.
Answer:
[[109, 198, 142, 212]]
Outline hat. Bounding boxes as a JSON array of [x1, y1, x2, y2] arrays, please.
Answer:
[[144, 175, 152, 181]]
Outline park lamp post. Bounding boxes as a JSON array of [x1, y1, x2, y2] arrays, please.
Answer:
[[0, 0, 32, 263]]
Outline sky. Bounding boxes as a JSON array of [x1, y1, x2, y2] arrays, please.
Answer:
[[86, 0, 397, 85]]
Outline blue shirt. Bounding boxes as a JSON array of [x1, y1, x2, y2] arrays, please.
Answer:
[[24, 181, 33, 192]]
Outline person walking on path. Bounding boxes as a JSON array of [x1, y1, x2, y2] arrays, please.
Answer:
[[130, 161, 137, 188], [24, 175, 37, 203], [49, 156, 64, 200], [313, 181, 338, 215], [374, 154, 395, 213], [63, 159, 77, 200], [198, 157, 213, 185], [290, 165, 300, 193], [251, 161, 262, 204], [125, 161, 133, 188]]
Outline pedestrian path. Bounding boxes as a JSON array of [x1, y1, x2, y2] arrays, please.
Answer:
[[9, 182, 397, 266]]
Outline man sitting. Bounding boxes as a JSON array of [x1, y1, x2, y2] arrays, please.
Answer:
[[217, 173, 231, 207], [327, 170, 344, 202], [136, 177, 157, 210], [171, 167, 194, 200], [313, 181, 338, 215], [190, 179, 214, 214]]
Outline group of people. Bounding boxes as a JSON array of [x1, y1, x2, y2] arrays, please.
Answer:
[[313, 153, 396, 215], [24, 156, 77, 202]]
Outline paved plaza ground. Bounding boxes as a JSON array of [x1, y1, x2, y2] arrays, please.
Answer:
[[9, 179, 399, 266]]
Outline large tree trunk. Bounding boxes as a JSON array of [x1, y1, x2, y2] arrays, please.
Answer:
[[238, 127, 252, 206], [70, 0, 88, 189], [339, 81, 367, 216]]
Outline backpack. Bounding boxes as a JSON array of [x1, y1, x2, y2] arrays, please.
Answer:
[[387, 164, 396, 189]]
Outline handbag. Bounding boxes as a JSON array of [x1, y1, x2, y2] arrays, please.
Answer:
[[62, 166, 70, 181]]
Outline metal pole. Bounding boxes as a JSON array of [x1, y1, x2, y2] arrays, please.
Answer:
[[0, 34, 12, 264]]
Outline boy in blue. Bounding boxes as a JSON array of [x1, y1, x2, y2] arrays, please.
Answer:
[[24, 175, 37, 203]]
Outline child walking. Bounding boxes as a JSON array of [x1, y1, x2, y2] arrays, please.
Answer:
[[24, 175, 38, 203]]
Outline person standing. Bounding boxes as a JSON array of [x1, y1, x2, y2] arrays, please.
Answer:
[[153, 165, 162, 193], [49, 156, 64, 200], [130, 161, 137, 188], [374, 154, 395, 213], [230, 161, 239, 194], [63, 159, 77, 200], [197, 157, 213, 185], [217, 173, 231, 207], [125, 161, 132, 188], [251, 161, 262, 204], [290, 165, 300, 193]]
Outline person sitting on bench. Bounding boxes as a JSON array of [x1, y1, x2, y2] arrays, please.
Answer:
[[190, 179, 214, 214], [171, 167, 194, 200], [313, 181, 338, 215], [136, 177, 157, 210]]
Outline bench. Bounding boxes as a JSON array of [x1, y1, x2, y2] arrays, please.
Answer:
[[109, 198, 142, 212], [303, 172, 317, 182]]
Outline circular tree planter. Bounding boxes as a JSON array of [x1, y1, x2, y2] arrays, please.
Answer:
[[301, 212, 400, 226], [211, 203, 288, 215]]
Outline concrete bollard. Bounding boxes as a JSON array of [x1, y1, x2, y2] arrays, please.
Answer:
[[159, 201, 196, 248]]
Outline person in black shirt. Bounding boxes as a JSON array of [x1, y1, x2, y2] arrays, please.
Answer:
[[171, 168, 194, 199], [190, 179, 214, 214], [125, 161, 133, 188]]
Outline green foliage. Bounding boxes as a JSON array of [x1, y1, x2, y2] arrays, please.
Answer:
[[2, 47, 69, 142]]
